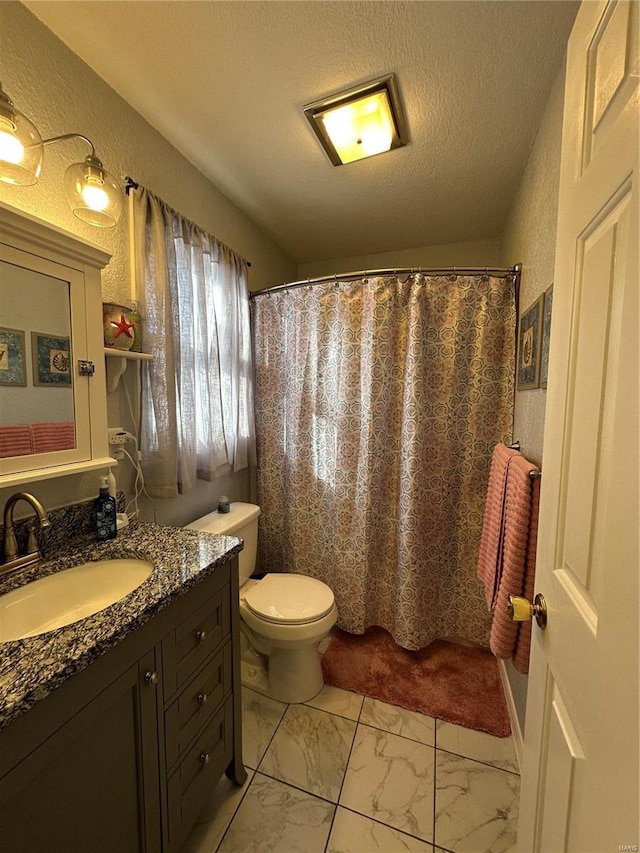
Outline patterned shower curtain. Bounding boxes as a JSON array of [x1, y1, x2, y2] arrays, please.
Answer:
[[252, 273, 515, 650]]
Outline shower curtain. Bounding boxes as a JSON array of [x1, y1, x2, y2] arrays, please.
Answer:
[[252, 273, 515, 650]]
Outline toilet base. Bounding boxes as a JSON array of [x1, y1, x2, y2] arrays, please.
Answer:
[[240, 643, 325, 704], [241, 658, 270, 695], [269, 644, 325, 703]]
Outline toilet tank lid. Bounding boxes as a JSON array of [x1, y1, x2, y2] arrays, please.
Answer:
[[186, 502, 261, 535]]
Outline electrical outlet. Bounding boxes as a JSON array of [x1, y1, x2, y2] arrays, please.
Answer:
[[108, 427, 127, 446]]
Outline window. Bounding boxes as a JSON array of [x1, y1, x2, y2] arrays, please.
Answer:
[[131, 188, 255, 497]]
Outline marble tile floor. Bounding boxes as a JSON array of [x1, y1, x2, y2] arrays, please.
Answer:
[[181, 683, 520, 853]]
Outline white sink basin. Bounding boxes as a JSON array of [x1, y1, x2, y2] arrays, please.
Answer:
[[0, 558, 154, 642]]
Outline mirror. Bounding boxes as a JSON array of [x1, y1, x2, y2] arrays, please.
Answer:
[[0, 201, 113, 487], [0, 260, 76, 456]]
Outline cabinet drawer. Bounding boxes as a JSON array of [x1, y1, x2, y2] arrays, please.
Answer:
[[166, 698, 233, 848], [162, 588, 230, 698], [165, 642, 232, 771]]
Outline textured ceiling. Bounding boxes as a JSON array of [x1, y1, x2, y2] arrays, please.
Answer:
[[25, 1, 579, 263]]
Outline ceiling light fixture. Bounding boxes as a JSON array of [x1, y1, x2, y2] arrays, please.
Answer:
[[0, 82, 122, 227], [303, 74, 408, 166]]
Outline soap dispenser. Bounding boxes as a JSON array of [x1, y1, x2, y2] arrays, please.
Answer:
[[95, 476, 117, 540]]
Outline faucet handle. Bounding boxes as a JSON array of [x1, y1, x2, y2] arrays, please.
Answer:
[[2, 528, 18, 562], [26, 521, 39, 554]]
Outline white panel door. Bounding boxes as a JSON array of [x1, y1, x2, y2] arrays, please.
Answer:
[[517, 2, 639, 851]]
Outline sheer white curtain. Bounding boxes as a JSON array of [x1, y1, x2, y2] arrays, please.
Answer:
[[131, 187, 256, 497]]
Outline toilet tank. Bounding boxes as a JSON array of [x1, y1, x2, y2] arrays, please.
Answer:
[[186, 502, 261, 586]]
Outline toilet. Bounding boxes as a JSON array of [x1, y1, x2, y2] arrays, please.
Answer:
[[186, 502, 337, 703]]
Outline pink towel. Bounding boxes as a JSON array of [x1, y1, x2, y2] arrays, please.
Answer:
[[489, 454, 540, 672], [477, 443, 519, 608], [30, 422, 75, 453], [513, 476, 541, 674], [0, 425, 34, 458]]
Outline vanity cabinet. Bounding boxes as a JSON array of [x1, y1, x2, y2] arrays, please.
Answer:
[[0, 557, 245, 853]]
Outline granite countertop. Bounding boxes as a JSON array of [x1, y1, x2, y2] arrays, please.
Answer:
[[0, 522, 243, 730]]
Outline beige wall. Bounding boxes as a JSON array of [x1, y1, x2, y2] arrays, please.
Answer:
[[297, 237, 501, 281], [0, 2, 296, 522], [499, 59, 567, 733], [0, 3, 295, 297]]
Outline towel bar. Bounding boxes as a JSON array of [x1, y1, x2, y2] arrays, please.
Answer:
[[505, 442, 541, 479]]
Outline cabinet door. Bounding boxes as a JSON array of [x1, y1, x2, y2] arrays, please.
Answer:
[[0, 649, 161, 853], [0, 203, 112, 487]]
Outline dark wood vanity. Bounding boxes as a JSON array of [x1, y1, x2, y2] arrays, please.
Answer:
[[0, 552, 245, 853], [0, 176, 246, 853]]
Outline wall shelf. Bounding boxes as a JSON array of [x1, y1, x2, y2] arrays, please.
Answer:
[[104, 347, 153, 392]]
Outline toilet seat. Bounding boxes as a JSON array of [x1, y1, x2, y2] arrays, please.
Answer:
[[243, 573, 335, 625]]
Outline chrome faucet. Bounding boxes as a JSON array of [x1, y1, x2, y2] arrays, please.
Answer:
[[1, 492, 51, 575]]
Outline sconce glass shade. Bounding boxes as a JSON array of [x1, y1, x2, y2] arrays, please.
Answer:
[[304, 74, 408, 167], [64, 156, 122, 227], [0, 90, 43, 186]]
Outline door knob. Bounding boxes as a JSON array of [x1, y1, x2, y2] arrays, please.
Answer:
[[508, 593, 547, 629]]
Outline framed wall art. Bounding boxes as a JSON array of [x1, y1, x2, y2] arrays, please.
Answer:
[[539, 284, 553, 389], [31, 332, 72, 387], [517, 294, 543, 391], [0, 327, 27, 386]]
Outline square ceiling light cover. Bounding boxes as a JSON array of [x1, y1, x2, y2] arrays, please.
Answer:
[[303, 74, 408, 166]]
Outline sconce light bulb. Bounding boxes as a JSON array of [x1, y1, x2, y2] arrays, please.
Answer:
[[82, 181, 109, 212], [65, 157, 122, 227], [0, 127, 24, 165], [0, 86, 43, 185]]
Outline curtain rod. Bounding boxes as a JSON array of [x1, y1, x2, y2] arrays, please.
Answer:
[[250, 264, 521, 298], [124, 176, 253, 267]]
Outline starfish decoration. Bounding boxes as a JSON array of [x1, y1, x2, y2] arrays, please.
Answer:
[[111, 314, 135, 339]]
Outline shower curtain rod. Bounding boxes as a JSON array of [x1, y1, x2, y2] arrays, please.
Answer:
[[250, 264, 521, 298]]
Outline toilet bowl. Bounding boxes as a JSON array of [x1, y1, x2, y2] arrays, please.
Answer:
[[186, 503, 337, 703]]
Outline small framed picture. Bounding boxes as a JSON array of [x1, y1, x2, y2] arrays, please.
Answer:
[[517, 294, 544, 390], [539, 284, 553, 389], [0, 327, 27, 386], [31, 332, 72, 386]]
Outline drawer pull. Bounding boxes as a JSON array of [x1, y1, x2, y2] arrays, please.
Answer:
[[198, 692, 208, 706], [200, 751, 210, 766], [144, 670, 159, 687], [195, 629, 207, 642]]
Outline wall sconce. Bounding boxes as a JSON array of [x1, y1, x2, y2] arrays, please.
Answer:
[[0, 82, 122, 227], [303, 74, 409, 166]]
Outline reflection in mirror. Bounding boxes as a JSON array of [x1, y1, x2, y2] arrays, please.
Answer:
[[0, 261, 75, 458]]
